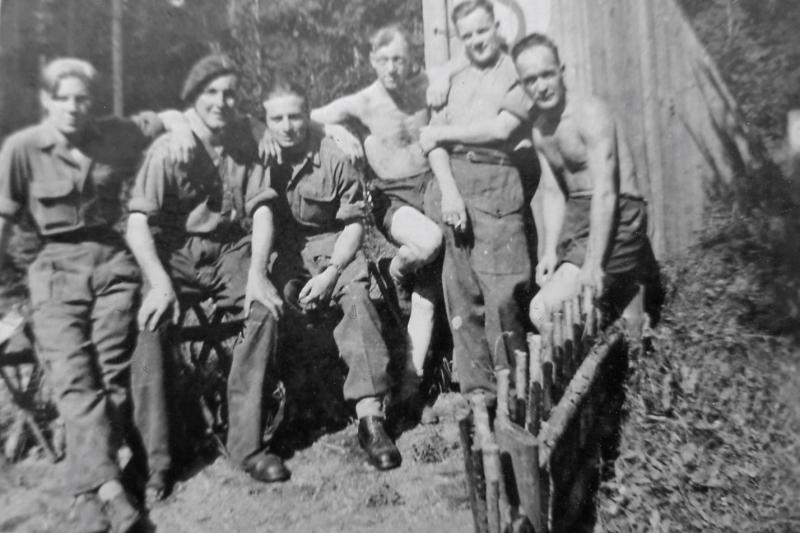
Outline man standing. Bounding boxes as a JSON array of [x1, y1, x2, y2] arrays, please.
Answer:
[[303, 25, 446, 415], [0, 58, 193, 532], [424, 0, 535, 399], [126, 54, 290, 497], [510, 34, 650, 330], [258, 77, 402, 470]]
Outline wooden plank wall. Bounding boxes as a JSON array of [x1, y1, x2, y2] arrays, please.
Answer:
[[423, 0, 764, 259]]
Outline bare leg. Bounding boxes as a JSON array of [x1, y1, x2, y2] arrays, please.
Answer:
[[388, 206, 443, 396]]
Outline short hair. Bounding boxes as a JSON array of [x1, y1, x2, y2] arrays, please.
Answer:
[[40, 58, 97, 95], [370, 24, 411, 53], [511, 33, 561, 65], [262, 74, 309, 108], [451, 0, 495, 26]]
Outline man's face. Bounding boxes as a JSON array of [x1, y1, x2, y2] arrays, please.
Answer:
[[455, 7, 502, 67], [370, 36, 411, 92], [41, 76, 91, 136], [194, 74, 238, 131], [263, 94, 309, 150], [514, 45, 565, 111]]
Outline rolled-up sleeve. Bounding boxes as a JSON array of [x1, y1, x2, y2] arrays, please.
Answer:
[[0, 138, 26, 220], [244, 163, 279, 216], [128, 138, 171, 215], [500, 83, 533, 121], [331, 156, 366, 224]]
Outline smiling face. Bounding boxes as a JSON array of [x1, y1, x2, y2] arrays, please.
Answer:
[[514, 44, 566, 112], [41, 76, 92, 137], [454, 6, 502, 68], [193, 74, 238, 132], [370, 34, 412, 92], [263, 93, 309, 151]]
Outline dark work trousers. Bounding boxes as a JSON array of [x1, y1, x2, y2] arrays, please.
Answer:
[[425, 158, 532, 395], [130, 234, 277, 476], [271, 231, 392, 403], [28, 238, 140, 495]]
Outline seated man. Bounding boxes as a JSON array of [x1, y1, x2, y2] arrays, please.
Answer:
[[511, 34, 651, 330], [298, 25, 451, 415], [258, 76, 402, 471], [126, 54, 290, 495]]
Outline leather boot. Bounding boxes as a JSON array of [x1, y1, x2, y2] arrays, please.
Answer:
[[243, 452, 291, 483], [358, 416, 402, 471]]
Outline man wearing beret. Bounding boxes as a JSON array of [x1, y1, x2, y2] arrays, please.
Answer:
[[126, 54, 289, 499]]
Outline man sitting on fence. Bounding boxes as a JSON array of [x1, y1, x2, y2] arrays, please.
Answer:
[[126, 54, 290, 498], [257, 76, 403, 471], [510, 34, 651, 331]]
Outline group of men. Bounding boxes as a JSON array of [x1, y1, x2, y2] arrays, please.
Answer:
[[0, 0, 651, 531]]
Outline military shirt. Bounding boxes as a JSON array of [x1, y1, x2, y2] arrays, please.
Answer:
[[129, 111, 274, 245], [253, 132, 365, 251], [0, 112, 164, 235], [430, 53, 532, 153]]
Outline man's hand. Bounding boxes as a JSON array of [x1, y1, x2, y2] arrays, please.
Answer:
[[245, 271, 283, 319], [324, 124, 363, 164], [426, 71, 451, 109], [535, 251, 558, 287], [259, 128, 283, 165], [440, 187, 467, 232], [298, 267, 339, 310], [579, 262, 605, 295], [138, 282, 179, 332], [418, 125, 442, 154], [166, 126, 196, 164]]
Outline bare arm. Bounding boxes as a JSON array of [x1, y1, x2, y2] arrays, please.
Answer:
[[419, 111, 522, 153], [581, 100, 619, 289], [298, 221, 364, 308], [125, 212, 179, 330], [535, 152, 566, 285], [426, 57, 469, 108], [428, 146, 467, 231], [310, 93, 366, 126], [245, 205, 283, 318]]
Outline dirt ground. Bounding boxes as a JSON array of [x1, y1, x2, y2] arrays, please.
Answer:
[[0, 393, 476, 533]]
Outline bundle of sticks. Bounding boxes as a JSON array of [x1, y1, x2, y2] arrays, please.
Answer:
[[458, 286, 625, 533]]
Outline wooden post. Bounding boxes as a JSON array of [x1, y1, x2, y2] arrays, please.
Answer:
[[496, 368, 510, 423], [514, 349, 528, 426], [483, 443, 502, 533], [111, 0, 124, 115], [540, 322, 554, 416], [526, 334, 542, 435], [459, 412, 489, 533], [422, 0, 450, 69]]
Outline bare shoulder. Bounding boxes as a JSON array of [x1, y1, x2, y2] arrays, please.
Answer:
[[571, 95, 616, 138]]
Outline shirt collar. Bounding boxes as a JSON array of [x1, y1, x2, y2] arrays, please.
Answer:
[[35, 120, 101, 150]]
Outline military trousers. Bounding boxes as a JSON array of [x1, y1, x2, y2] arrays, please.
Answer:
[[130, 234, 278, 475], [28, 237, 140, 495], [426, 158, 532, 395], [271, 232, 392, 403]]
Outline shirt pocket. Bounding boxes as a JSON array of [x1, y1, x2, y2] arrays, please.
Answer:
[[30, 179, 79, 231], [296, 182, 339, 226]]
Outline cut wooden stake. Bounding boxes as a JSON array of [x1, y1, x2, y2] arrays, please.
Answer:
[[472, 394, 493, 449], [459, 413, 489, 533], [540, 322, 554, 417], [496, 368, 510, 424], [514, 349, 528, 426], [526, 333, 543, 435], [483, 443, 502, 533]]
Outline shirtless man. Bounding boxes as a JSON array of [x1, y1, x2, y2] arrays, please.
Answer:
[[511, 33, 650, 330], [298, 25, 451, 413]]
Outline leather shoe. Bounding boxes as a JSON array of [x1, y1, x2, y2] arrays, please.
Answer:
[[243, 453, 291, 483], [358, 416, 402, 471], [145, 470, 170, 506]]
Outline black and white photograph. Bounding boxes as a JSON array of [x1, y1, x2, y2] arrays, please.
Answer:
[[0, 0, 797, 531]]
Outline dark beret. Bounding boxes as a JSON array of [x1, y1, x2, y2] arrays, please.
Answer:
[[180, 54, 237, 103]]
